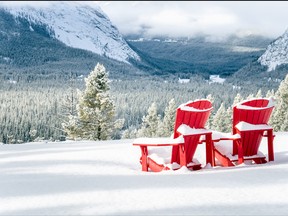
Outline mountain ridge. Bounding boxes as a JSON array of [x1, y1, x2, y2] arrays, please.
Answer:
[[0, 1, 287, 82], [258, 29, 288, 71], [1, 1, 140, 64]]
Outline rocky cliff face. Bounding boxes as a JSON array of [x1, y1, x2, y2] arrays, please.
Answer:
[[258, 29, 288, 71]]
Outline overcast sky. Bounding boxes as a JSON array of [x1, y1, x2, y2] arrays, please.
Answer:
[[94, 1, 288, 39]]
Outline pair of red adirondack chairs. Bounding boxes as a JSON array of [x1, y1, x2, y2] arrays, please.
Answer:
[[133, 97, 275, 172]]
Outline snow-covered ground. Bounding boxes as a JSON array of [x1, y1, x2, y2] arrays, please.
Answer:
[[1, 132, 288, 215]]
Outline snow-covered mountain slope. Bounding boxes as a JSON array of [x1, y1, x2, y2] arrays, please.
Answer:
[[258, 29, 288, 71], [1, 1, 140, 64]]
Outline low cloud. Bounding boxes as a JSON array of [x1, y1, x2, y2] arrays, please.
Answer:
[[95, 1, 288, 39], [2, 1, 288, 39]]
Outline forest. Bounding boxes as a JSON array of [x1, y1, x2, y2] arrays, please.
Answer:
[[0, 63, 282, 144]]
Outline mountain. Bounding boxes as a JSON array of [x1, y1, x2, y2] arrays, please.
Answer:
[[1, 1, 140, 64], [0, 1, 278, 81], [226, 29, 288, 93], [258, 29, 288, 71]]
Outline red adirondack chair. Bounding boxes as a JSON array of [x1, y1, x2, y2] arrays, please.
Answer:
[[133, 99, 213, 172], [213, 97, 275, 166]]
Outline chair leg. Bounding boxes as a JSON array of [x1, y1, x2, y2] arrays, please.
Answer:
[[237, 138, 244, 165], [140, 146, 148, 171], [178, 144, 187, 167], [253, 158, 267, 164], [267, 129, 274, 162], [205, 133, 215, 167]]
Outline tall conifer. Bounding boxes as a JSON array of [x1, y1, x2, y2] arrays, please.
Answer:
[[63, 63, 123, 140]]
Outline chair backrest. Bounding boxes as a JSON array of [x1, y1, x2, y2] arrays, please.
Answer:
[[233, 98, 274, 128], [173, 99, 213, 138], [171, 99, 213, 164], [232, 97, 275, 156]]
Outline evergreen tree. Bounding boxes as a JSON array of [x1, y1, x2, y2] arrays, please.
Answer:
[[63, 63, 123, 140], [122, 126, 138, 139], [255, 89, 262, 98], [212, 102, 230, 132], [158, 98, 177, 137], [205, 94, 214, 129], [61, 74, 78, 117], [61, 74, 79, 140], [266, 89, 275, 98], [225, 106, 233, 133], [246, 93, 254, 100], [232, 93, 243, 106], [137, 102, 160, 137], [270, 74, 288, 131], [61, 115, 81, 140]]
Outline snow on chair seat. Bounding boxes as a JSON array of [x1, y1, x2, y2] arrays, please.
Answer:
[[133, 136, 186, 171], [213, 136, 266, 165], [133, 99, 213, 172]]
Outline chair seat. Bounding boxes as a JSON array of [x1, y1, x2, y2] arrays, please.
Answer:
[[214, 139, 266, 162]]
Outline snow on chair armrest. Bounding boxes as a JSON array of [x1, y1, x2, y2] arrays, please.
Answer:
[[235, 121, 273, 132], [133, 135, 184, 146], [176, 124, 212, 136], [209, 131, 241, 142]]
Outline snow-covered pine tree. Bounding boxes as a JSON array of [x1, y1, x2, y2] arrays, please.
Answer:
[[158, 98, 177, 137], [61, 74, 79, 140], [71, 63, 123, 140], [232, 93, 243, 106], [205, 94, 214, 129], [266, 89, 275, 98], [212, 102, 230, 132], [270, 74, 288, 131], [122, 126, 138, 139], [246, 93, 254, 100], [225, 106, 233, 133], [255, 89, 262, 98], [61, 73, 78, 117], [137, 102, 160, 137], [61, 115, 81, 140]]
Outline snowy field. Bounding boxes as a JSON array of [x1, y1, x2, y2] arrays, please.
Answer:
[[1, 132, 288, 215]]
